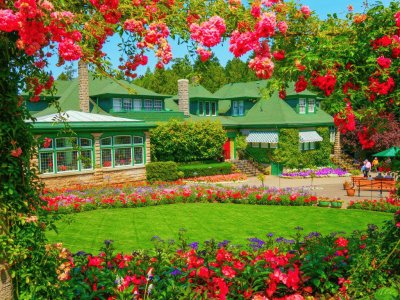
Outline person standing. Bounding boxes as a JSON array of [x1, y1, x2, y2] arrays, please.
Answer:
[[364, 159, 371, 177], [372, 157, 379, 172]]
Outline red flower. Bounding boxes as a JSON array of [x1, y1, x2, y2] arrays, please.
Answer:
[[87, 255, 103, 268], [273, 50, 285, 61], [11, 147, 23, 158], [335, 237, 349, 247], [279, 89, 286, 99], [377, 56, 392, 68], [294, 76, 308, 93], [221, 265, 236, 278]]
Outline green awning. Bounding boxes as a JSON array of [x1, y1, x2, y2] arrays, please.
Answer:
[[299, 131, 323, 143], [246, 132, 279, 143]]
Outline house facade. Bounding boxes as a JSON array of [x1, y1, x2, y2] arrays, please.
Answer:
[[27, 73, 335, 187]]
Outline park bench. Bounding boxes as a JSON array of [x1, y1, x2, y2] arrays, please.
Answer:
[[351, 176, 396, 197]]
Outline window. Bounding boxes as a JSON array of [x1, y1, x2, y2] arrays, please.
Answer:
[[100, 135, 145, 168], [260, 143, 268, 148], [199, 101, 204, 116], [308, 99, 315, 113], [300, 142, 316, 151], [238, 101, 244, 116], [38, 137, 93, 173], [205, 102, 211, 116], [299, 98, 306, 114], [134, 99, 142, 111], [123, 98, 133, 111], [232, 100, 244, 116], [270, 143, 278, 149], [144, 99, 152, 111], [211, 102, 217, 116], [113, 98, 122, 112], [154, 100, 163, 111]]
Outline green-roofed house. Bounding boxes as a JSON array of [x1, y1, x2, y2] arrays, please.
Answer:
[[26, 65, 184, 188], [172, 80, 335, 174]]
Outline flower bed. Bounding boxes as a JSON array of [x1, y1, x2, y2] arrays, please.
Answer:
[[281, 167, 350, 178], [41, 185, 318, 213], [348, 197, 400, 213], [184, 173, 247, 183], [51, 210, 400, 299]]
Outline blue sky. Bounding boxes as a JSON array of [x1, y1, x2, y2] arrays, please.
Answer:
[[48, 0, 392, 78]]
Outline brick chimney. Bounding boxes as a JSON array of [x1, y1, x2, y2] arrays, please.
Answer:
[[78, 60, 90, 113], [178, 79, 189, 117]]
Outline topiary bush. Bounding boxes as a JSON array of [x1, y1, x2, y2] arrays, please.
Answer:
[[177, 162, 232, 178], [146, 162, 179, 182]]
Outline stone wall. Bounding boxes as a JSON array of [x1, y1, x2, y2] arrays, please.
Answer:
[[39, 166, 146, 189]]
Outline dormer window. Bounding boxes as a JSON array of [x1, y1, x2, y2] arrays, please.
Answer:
[[144, 99, 152, 111], [154, 100, 163, 111], [198, 101, 217, 116], [299, 98, 306, 114], [123, 98, 133, 111], [113, 98, 122, 112], [308, 99, 315, 113], [134, 99, 142, 111], [232, 100, 244, 116]]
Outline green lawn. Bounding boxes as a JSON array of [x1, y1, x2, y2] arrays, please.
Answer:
[[46, 204, 392, 253]]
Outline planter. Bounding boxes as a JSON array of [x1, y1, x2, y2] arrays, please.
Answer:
[[346, 188, 356, 196], [331, 201, 343, 208], [343, 182, 351, 190], [318, 200, 331, 207]]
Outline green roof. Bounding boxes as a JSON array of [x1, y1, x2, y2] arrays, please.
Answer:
[[169, 84, 221, 101], [213, 80, 269, 99], [32, 76, 168, 117], [188, 81, 333, 128]]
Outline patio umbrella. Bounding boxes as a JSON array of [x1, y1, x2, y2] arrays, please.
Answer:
[[373, 146, 400, 157]]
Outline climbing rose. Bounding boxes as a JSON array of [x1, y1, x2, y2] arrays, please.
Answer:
[[196, 47, 212, 62], [11, 147, 23, 158], [58, 39, 83, 61], [248, 56, 274, 79], [229, 30, 258, 57], [190, 16, 226, 48], [277, 21, 288, 34], [273, 50, 285, 61], [377, 56, 392, 68], [294, 76, 308, 93], [255, 12, 276, 38], [300, 5, 311, 18], [0, 9, 19, 32]]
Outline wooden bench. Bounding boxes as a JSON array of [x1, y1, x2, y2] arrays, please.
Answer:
[[351, 176, 396, 196]]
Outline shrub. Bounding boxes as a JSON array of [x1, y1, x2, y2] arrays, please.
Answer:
[[177, 162, 232, 178], [150, 119, 227, 162], [146, 161, 179, 182]]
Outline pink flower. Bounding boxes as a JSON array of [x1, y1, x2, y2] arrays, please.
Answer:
[[251, 3, 261, 18], [196, 47, 212, 62], [377, 56, 392, 68], [255, 12, 276, 38], [0, 9, 20, 32], [248, 55, 274, 79], [58, 39, 83, 61], [229, 30, 258, 57], [301, 5, 311, 18], [190, 16, 226, 48], [277, 21, 288, 34]]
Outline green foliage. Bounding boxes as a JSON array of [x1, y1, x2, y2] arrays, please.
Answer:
[[273, 128, 301, 168], [146, 161, 179, 182], [245, 147, 275, 164], [177, 162, 232, 178], [150, 119, 227, 162], [273, 128, 332, 169], [0, 33, 59, 299]]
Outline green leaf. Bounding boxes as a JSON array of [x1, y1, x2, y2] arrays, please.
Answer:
[[374, 287, 399, 300]]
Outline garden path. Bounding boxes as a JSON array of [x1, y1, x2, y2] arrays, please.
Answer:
[[218, 175, 391, 208]]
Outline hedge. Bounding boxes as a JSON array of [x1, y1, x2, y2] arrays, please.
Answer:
[[177, 162, 232, 178], [146, 161, 179, 182]]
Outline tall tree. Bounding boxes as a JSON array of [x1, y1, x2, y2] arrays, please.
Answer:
[[225, 58, 257, 83], [193, 57, 227, 92]]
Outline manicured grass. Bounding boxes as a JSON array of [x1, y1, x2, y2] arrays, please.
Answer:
[[46, 204, 392, 253]]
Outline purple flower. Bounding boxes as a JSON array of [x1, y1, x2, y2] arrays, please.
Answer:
[[189, 242, 199, 250], [170, 269, 182, 276]]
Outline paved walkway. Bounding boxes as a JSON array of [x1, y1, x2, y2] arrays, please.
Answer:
[[218, 175, 389, 208]]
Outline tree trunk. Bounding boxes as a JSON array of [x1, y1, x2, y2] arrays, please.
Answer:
[[334, 128, 341, 159], [0, 267, 13, 300]]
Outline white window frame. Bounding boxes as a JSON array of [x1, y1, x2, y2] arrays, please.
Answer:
[[199, 101, 204, 116], [154, 100, 162, 111], [308, 99, 315, 113], [205, 101, 211, 116], [144, 99, 153, 111], [123, 98, 133, 111], [134, 99, 142, 111], [299, 98, 306, 114], [113, 98, 122, 112], [211, 102, 217, 116]]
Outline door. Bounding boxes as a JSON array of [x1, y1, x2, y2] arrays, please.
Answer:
[[223, 140, 231, 160], [271, 162, 283, 175]]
